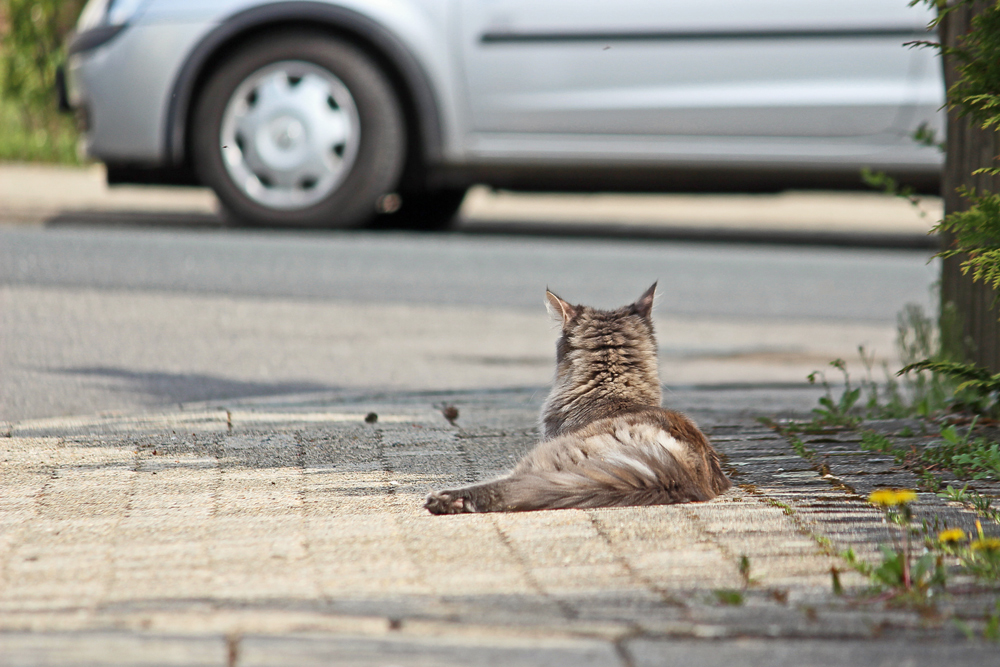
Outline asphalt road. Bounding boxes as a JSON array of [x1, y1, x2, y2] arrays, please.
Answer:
[[0, 224, 938, 421]]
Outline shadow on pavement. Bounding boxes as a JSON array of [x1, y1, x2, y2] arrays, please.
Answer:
[[43, 210, 939, 250], [45, 210, 226, 230], [53, 366, 334, 404]]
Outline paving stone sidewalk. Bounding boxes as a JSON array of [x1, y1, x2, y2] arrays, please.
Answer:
[[1, 386, 998, 666]]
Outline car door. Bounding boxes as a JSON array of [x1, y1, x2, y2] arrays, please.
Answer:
[[456, 0, 933, 154]]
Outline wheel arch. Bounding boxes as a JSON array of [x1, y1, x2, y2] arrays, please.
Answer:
[[166, 1, 444, 187]]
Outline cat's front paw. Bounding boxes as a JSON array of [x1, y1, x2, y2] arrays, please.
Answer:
[[425, 489, 474, 515]]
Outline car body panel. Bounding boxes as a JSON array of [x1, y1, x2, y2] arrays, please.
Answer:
[[456, 0, 941, 170], [69, 21, 213, 161], [66, 0, 945, 188]]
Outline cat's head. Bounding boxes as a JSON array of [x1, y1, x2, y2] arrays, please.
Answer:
[[545, 282, 659, 369]]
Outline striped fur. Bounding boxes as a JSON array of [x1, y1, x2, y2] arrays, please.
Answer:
[[425, 284, 731, 514]]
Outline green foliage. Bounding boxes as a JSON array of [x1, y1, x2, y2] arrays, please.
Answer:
[[937, 485, 1000, 523], [900, 359, 1000, 413], [841, 547, 872, 576], [861, 167, 927, 217], [912, 0, 1000, 132], [877, 304, 961, 418], [860, 491, 949, 599], [939, 483, 973, 503], [918, 467, 943, 491], [712, 589, 744, 606], [807, 359, 862, 427], [954, 599, 1000, 642], [811, 306, 957, 426], [785, 435, 816, 462], [830, 567, 844, 596], [989, 605, 1000, 641], [764, 497, 797, 516], [738, 554, 754, 588], [860, 430, 907, 464], [912, 121, 946, 152], [971, 492, 996, 515], [901, 2, 1000, 395], [933, 189, 1000, 291], [0, 0, 87, 162], [947, 522, 1000, 582], [2, 0, 80, 108], [870, 545, 945, 594], [920, 417, 1000, 481]]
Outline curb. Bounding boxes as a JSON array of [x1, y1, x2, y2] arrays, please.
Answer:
[[4, 210, 938, 250], [457, 220, 941, 250]]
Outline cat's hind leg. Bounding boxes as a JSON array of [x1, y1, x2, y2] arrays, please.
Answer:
[[424, 480, 511, 514], [425, 471, 623, 514], [424, 489, 471, 514]]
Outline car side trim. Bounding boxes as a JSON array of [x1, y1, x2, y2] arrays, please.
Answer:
[[481, 26, 929, 44], [164, 1, 443, 166], [69, 24, 128, 54]]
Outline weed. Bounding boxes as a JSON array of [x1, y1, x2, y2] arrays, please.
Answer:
[[972, 493, 995, 515], [764, 498, 796, 516], [920, 417, 1000, 481], [860, 430, 906, 464], [987, 601, 1000, 642], [911, 121, 946, 153], [869, 545, 945, 594], [857, 431, 943, 492], [861, 168, 930, 219], [807, 359, 861, 427], [713, 589, 744, 606], [814, 535, 834, 551], [738, 555, 752, 587], [841, 547, 873, 577], [864, 489, 948, 597], [939, 483, 972, 504], [804, 303, 955, 429], [937, 485, 1000, 524], [736, 554, 761, 588], [960, 598, 1000, 643], [787, 435, 816, 461], [917, 469, 942, 492], [965, 522, 1000, 581], [830, 567, 844, 596]]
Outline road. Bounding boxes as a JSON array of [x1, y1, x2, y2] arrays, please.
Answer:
[[0, 223, 938, 421]]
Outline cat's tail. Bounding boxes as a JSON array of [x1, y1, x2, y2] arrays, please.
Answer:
[[502, 446, 720, 511]]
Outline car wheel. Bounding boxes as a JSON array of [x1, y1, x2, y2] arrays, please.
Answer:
[[374, 188, 467, 231], [192, 32, 405, 228]]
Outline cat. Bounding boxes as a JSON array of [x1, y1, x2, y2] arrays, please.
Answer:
[[424, 283, 731, 514]]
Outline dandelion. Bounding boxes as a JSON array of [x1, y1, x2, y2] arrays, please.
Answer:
[[868, 489, 918, 507], [938, 528, 966, 543], [971, 538, 1000, 553]]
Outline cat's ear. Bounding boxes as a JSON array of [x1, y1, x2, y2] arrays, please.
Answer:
[[633, 282, 657, 319], [545, 289, 578, 325]]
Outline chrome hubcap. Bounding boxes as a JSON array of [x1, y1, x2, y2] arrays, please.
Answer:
[[220, 61, 360, 210]]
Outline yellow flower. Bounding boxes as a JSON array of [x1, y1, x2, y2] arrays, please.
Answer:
[[938, 528, 966, 543], [971, 538, 1000, 553], [868, 489, 918, 507]]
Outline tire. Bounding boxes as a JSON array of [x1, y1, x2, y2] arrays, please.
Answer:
[[373, 187, 467, 231], [192, 32, 406, 228]]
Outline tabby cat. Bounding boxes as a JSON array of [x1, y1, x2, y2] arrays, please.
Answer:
[[424, 283, 731, 514]]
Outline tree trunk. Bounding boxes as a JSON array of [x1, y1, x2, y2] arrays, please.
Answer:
[[939, 1, 1000, 371]]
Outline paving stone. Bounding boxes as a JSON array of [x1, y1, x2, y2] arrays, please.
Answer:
[[627, 638, 1000, 667], [0, 389, 998, 664]]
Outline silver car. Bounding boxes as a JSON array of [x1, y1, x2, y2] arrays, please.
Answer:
[[65, 0, 944, 229]]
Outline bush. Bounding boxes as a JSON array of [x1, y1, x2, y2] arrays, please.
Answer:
[[0, 0, 88, 162]]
